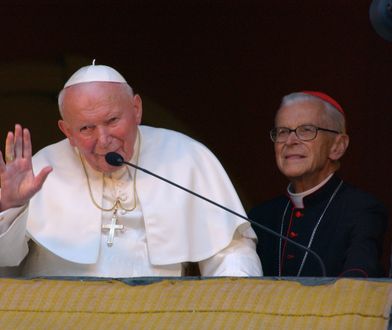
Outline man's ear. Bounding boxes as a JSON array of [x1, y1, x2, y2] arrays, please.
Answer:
[[58, 120, 76, 147], [133, 94, 143, 124], [329, 134, 349, 161]]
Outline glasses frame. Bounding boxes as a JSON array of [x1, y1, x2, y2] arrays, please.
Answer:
[[270, 124, 340, 143]]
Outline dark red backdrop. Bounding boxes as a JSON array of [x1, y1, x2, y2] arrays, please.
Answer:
[[1, 1, 391, 270]]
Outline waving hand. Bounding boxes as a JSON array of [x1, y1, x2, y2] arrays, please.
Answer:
[[0, 124, 52, 211]]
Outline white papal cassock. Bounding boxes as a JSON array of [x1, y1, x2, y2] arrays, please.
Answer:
[[0, 126, 262, 277]]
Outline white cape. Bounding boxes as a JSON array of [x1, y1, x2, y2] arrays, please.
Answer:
[[27, 126, 254, 265]]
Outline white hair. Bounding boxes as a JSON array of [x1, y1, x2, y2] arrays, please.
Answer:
[[57, 82, 134, 118], [279, 92, 346, 133]]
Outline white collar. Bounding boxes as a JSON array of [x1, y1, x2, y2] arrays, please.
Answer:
[[287, 173, 334, 208]]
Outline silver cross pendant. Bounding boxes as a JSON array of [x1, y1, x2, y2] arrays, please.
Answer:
[[102, 209, 124, 247]]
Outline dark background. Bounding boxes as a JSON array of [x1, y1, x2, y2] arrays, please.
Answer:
[[1, 1, 392, 269]]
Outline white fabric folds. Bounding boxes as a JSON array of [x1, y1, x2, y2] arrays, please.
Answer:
[[27, 126, 254, 265]]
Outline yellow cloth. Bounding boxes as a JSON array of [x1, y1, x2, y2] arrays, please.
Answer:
[[0, 278, 391, 329]]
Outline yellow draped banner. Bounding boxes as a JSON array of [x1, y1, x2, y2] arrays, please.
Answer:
[[0, 277, 391, 329]]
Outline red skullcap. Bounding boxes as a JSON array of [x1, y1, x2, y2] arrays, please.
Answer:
[[301, 90, 345, 116]]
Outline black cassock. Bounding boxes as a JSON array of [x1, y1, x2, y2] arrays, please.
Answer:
[[249, 175, 388, 277]]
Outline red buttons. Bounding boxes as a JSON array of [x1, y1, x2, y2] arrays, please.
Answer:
[[287, 254, 295, 259], [289, 231, 298, 238], [294, 210, 303, 218]]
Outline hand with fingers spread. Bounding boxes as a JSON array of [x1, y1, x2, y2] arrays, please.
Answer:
[[0, 124, 52, 212]]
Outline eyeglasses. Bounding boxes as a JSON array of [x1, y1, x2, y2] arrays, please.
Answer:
[[270, 125, 340, 143]]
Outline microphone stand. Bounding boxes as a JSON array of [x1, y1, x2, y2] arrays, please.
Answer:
[[119, 158, 326, 277]]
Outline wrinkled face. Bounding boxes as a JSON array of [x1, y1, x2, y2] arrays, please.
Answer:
[[274, 100, 340, 192], [58, 82, 142, 173]]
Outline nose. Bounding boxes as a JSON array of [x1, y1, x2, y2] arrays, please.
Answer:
[[96, 126, 112, 147], [285, 131, 300, 145]]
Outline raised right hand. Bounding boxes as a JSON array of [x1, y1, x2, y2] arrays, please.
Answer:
[[0, 124, 52, 211]]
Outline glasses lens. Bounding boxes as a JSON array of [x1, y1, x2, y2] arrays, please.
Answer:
[[270, 128, 278, 141], [296, 125, 317, 140], [271, 128, 290, 142]]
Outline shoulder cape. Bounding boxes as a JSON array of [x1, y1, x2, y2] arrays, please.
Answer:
[[28, 126, 254, 265]]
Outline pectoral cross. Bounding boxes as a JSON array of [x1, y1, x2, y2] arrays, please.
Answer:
[[102, 208, 124, 247]]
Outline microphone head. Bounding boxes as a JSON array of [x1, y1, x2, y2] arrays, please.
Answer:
[[369, 0, 392, 42], [105, 152, 124, 166]]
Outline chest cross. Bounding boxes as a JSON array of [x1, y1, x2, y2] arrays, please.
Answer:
[[102, 209, 124, 247]]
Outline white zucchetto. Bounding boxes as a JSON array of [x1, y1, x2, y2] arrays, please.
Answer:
[[64, 61, 127, 88]]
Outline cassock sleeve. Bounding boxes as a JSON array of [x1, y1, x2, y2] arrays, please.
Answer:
[[340, 198, 387, 277], [198, 230, 263, 276], [0, 205, 30, 267]]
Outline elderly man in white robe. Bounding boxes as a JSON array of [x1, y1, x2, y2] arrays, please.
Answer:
[[0, 63, 262, 278]]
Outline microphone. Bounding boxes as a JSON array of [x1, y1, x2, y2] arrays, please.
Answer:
[[106, 152, 125, 166], [369, 0, 392, 42], [105, 151, 327, 277]]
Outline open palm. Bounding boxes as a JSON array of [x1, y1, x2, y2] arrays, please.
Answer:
[[0, 125, 52, 211]]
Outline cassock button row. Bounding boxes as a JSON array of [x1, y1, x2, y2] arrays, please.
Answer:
[[289, 231, 298, 238]]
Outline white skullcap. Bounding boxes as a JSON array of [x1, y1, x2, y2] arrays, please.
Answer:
[[64, 60, 127, 88]]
